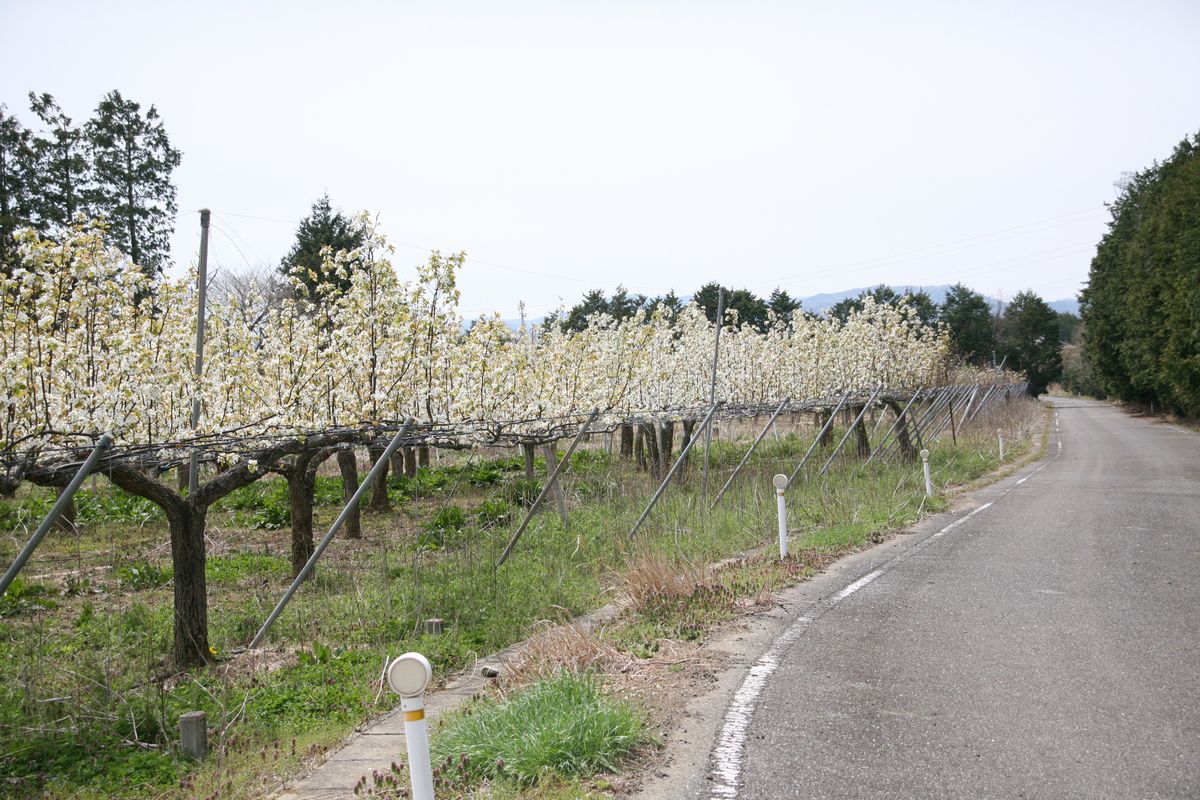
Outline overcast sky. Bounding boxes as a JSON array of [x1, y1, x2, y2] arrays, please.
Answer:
[[3, 1, 1198, 318]]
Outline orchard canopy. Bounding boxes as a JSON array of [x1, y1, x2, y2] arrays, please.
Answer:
[[1, 217, 957, 479]]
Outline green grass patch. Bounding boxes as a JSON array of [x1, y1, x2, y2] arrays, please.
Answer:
[[430, 672, 646, 788]]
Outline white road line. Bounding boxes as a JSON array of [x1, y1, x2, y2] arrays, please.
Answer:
[[706, 419, 1067, 797], [1165, 424, 1200, 438], [834, 569, 883, 600]]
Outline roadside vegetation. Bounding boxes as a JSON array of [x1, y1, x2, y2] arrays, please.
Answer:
[[0, 397, 1040, 798]]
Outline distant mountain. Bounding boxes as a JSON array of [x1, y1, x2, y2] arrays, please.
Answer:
[[797, 284, 1078, 317]]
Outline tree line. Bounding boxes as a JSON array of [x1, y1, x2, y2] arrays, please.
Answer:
[[1080, 131, 1199, 416], [0, 91, 181, 275], [551, 281, 1067, 395]]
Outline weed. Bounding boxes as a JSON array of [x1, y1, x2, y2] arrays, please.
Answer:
[[430, 672, 646, 786], [0, 577, 58, 617], [475, 497, 513, 527], [114, 560, 172, 590]]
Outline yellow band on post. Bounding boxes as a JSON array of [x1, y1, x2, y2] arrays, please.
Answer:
[[404, 709, 425, 722]]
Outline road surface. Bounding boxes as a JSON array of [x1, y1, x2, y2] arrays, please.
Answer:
[[661, 399, 1200, 799]]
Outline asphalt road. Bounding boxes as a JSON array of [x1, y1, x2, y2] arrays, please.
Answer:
[[728, 400, 1200, 798]]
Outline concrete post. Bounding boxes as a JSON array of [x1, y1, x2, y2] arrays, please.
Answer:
[[179, 711, 208, 761]]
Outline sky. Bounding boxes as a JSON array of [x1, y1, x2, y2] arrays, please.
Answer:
[[2, 0, 1198, 319]]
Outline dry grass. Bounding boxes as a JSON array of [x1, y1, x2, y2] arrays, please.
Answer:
[[622, 549, 707, 611], [502, 622, 628, 687]]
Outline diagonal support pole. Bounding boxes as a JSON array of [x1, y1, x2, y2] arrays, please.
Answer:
[[1, 433, 113, 597], [497, 408, 600, 566], [711, 398, 789, 508], [818, 388, 882, 477], [786, 392, 851, 488], [867, 387, 922, 464], [629, 402, 723, 539], [251, 419, 415, 648]]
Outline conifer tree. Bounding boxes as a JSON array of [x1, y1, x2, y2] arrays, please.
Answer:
[[85, 90, 182, 274]]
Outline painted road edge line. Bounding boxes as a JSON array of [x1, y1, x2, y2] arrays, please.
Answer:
[[706, 421, 1064, 798]]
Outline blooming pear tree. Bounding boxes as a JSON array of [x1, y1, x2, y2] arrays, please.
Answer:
[[1, 216, 963, 667]]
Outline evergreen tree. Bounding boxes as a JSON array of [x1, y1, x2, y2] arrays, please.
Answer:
[[902, 288, 939, 327], [27, 92, 89, 235], [0, 104, 33, 273], [828, 284, 899, 323], [280, 194, 366, 299], [85, 90, 182, 274], [561, 289, 610, 332], [767, 287, 802, 325], [648, 290, 685, 319], [693, 283, 769, 330], [939, 283, 995, 364], [1081, 132, 1200, 415], [998, 290, 1061, 395]]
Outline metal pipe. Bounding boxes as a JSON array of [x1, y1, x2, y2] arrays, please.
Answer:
[[1, 433, 113, 596], [867, 387, 922, 464], [818, 387, 882, 477], [785, 392, 851, 487], [497, 408, 600, 566], [919, 385, 970, 445], [910, 385, 963, 447], [250, 419, 414, 648], [963, 384, 1001, 427], [629, 402, 723, 539], [711, 397, 789, 508]]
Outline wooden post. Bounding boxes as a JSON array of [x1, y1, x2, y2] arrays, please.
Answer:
[[417, 446, 431, 467], [366, 443, 391, 512], [542, 443, 570, 529], [335, 449, 361, 539], [403, 447, 418, 477], [522, 442, 536, 480], [619, 424, 634, 460]]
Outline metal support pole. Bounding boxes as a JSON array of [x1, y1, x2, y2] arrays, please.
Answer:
[[188, 209, 211, 495], [910, 385, 964, 449], [702, 288, 724, 495], [1, 433, 113, 597], [785, 392, 851, 487], [867, 387, 922, 463], [963, 384, 1000, 427], [711, 397, 789, 508], [917, 388, 960, 445], [629, 403, 723, 539], [923, 385, 972, 445], [497, 408, 600, 566], [250, 419, 414, 648], [817, 388, 882, 477], [958, 384, 982, 426]]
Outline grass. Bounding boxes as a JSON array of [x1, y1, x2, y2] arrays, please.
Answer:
[[430, 672, 646, 788], [0, 397, 1042, 798]]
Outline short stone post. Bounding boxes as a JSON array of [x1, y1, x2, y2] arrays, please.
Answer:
[[180, 711, 208, 761]]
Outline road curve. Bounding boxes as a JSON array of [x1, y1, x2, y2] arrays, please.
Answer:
[[721, 399, 1199, 798]]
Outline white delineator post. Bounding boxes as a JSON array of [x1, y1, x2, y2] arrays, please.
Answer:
[[388, 652, 435, 800], [920, 449, 932, 497], [998, 429, 1005, 460], [773, 474, 789, 559]]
